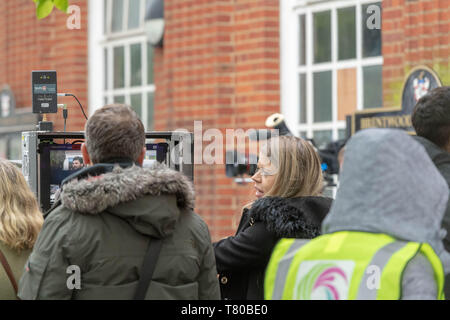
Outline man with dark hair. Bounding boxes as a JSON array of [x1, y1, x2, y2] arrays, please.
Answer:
[[412, 86, 450, 298], [71, 156, 83, 170], [18, 104, 220, 300]]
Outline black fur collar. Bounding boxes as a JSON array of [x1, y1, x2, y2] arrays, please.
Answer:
[[248, 196, 332, 239]]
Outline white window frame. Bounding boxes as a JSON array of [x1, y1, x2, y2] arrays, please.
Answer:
[[89, 0, 155, 130], [280, 0, 383, 144]]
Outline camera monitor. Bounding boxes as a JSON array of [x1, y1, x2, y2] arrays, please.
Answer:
[[23, 131, 193, 213], [38, 141, 170, 211]]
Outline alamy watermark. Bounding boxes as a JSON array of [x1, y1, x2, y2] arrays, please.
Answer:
[[366, 4, 381, 30], [66, 5, 81, 30], [66, 265, 81, 290], [366, 265, 381, 290], [168, 121, 280, 167]]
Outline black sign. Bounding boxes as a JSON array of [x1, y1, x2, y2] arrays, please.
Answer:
[[351, 66, 442, 135], [32, 70, 58, 114]]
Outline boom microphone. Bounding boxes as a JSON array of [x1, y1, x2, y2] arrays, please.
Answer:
[[249, 113, 293, 141]]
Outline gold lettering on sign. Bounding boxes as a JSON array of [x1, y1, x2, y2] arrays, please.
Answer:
[[360, 115, 412, 129]]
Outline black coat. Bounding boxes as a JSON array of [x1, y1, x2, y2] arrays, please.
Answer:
[[213, 196, 333, 300], [412, 136, 450, 299]]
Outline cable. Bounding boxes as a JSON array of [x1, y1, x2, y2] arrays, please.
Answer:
[[58, 104, 68, 143], [63, 107, 68, 133], [57, 93, 88, 120]]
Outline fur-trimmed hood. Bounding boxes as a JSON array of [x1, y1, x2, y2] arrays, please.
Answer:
[[248, 196, 332, 239], [60, 163, 195, 238]]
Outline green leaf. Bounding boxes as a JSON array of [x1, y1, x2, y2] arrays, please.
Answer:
[[53, 0, 69, 13], [36, 0, 54, 19]]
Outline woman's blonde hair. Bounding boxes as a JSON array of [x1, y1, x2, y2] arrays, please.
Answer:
[[0, 159, 43, 251], [263, 136, 323, 198]]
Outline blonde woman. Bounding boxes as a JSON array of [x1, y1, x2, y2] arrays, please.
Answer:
[[0, 159, 43, 299], [214, 136, 333, 300]]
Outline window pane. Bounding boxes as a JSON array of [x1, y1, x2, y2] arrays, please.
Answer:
[[338, 129, 347, 140], [363, 65, 383, 109], [130, 43, 142, 87], [114, 96, 125, 104], [313, 130, 332, 150], [128, 0, 141, 30], [104, 48, 108, 90], [299, 131, 307, 139], [113, 46, 125, 89], [111, 0, 124, 33], [299, 73, 307, 124], [131, 94, 142, 118], [337, 68, 357, 121], [313, 11, 331, 63], [147, 43, 154, 84], [338, 7, 356, 60], [147, 92, 154, 130], [0, 138, 7, 159], [313, 71, 332, 122], [104, 0, 108, 34], [299, 14, 306, 66], [8, 135, 22, 160], [362, 2, 382, 57]]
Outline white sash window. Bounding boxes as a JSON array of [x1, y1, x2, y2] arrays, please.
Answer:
[[281, 0, 383, 148], [89, 0, 155, 130]]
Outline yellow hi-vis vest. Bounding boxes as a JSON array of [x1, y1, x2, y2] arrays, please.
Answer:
[[264, 231, 445, 300]]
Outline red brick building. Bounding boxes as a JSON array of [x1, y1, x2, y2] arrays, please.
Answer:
[[0, 0, 448, 241]]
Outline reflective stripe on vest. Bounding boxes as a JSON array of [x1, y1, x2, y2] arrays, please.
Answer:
[[271, 239, 309, 300], [264, 231, 445, 300], [356, 241, 408, 299]]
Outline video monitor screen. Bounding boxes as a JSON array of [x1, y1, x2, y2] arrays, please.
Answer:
[[39, 144, 84, 209], [39, 142, 169, 211], [144, 143, 168, 168]]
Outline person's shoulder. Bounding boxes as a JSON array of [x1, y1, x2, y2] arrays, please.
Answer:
[[179, 208, 209, 232], [43, 203, 73, 224], [401, 252, 438, 300], [413, 135, 449, 159], [176, 209, 214, 249], [43, 203, 101, 240]]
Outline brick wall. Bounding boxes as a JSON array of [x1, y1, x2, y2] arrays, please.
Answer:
[[156, 0, 280, 241], [0, 0, 88, 131], [1, 0, 280, 241], [383, 0, 450, 108], [5, 0, 448, 242]]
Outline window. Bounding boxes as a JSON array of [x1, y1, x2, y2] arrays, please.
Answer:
[[0, 134, 21, 160], [101, 0, 155, 130], [281, 0, 383, 147]]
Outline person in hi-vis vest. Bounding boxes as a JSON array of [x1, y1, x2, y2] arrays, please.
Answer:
[[265, 129, 450, 300]]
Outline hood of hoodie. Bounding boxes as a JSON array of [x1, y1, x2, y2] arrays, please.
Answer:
[[322, 129, 449, 256], [60, 163, 195, 238], [249, 196, 333, 239]]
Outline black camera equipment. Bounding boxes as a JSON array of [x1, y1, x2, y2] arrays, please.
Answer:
[[22, 131, 193, 212], [225, 151, 257, 179], [32, 70, 88, 132], [225, 112, 346, 198], [318, 139, 347, 175]]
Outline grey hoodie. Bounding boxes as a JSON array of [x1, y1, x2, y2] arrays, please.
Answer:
[[322, 128, 449, 299]]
